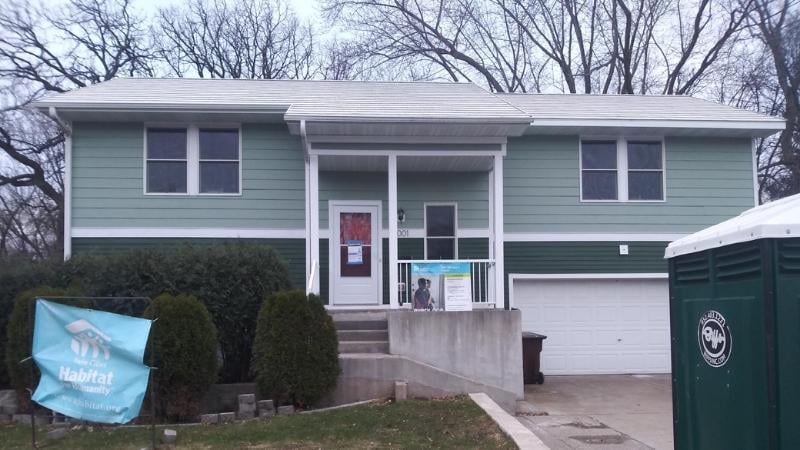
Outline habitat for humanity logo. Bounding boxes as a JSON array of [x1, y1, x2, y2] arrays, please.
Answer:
[[58, 318, 115, 395]]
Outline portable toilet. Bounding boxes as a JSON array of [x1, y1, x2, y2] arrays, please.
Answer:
[[665, 193, 800, 450]]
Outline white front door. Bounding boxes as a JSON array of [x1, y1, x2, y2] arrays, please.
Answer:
[[513, 277, 671, 374], [330, 202, 381, 306]]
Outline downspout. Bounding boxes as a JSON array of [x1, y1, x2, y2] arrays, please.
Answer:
[[47, 107, 72, 261], [300, 120, 315, 293]]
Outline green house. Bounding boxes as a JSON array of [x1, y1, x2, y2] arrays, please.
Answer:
[[34, 78, 784, 376]]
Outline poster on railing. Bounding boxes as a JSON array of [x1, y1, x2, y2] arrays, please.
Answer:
[[410, 262, 472, 311]]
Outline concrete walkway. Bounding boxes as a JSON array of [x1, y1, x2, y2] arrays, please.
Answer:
[[518, 375, 673, 450]]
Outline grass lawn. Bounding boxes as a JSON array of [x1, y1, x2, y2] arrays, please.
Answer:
[[2, 396, 515, 449]]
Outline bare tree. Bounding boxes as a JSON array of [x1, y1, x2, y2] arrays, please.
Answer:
[[750, 0, 800, 196], [0, 0, 153, 257], [156, 0, 320, 79]]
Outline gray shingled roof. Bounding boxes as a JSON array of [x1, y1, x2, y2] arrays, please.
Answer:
[[498, 93, 783, 127], [33, 77, 530, 123]]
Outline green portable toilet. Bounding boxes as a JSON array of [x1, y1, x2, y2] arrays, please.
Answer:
[[665, 194, 800, 450]]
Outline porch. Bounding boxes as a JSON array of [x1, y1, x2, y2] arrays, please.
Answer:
[[302, 141, 506, 310]]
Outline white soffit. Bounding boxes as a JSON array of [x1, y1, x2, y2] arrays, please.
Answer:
[[665, 193, 800, 258]]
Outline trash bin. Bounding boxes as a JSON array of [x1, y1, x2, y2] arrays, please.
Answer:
[[665, 194, 800, 450], [521, 332, 546, 385]]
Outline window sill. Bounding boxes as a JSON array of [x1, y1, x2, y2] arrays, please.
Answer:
[[579, 198, 667, 203]]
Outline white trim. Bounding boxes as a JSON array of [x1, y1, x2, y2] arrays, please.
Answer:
[[308, 148, 506, 157], [144, 124, 243, 196], [488, 166, 495, 261], [328, 200, 383, 306], [617, 137, 629, 201], [493, 153, 505, 308], [529, 118, 785, 131], [504, 232, 684, 242], [388, 155, 399, 309], [63, 127, 73, 260], [579, 137, 666, 203], [423, 203, 459, 259], [307, 135, 508, 145], [71, 227, 305, 239], [752, 137, 759, 206], [507, 272, 669, 309]]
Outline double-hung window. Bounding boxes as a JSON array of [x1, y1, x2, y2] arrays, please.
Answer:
[[146, 129, 188, 194], [146, 125, 241, 195], [580, 141, 618, 200], [580, 139, 664, 201], [627, 141, 664, 200], [425, 204, 457, 260]]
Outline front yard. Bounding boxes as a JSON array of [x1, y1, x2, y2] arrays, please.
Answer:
[[3, 397, 514, 449]]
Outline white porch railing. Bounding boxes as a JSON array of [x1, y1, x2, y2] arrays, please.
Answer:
[[397, 259, 496, 308]]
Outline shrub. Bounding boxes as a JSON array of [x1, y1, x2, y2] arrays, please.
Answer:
[[0, 259, 63, 389], [4, 286, 85, 407], [253, 290, 340, 408], [144, 293, 218, 421], [65, 242, 292, 382]]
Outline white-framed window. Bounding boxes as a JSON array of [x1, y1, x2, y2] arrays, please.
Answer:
[[424, 203, 458, 260], [580, 138, 664, 202], [145, 128, 188, 194], [145, 125, 241, 195]]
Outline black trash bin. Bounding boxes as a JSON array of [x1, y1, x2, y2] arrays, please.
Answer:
[[521, 332, 546, 385]]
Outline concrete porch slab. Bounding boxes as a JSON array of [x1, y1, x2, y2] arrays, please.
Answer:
[[519, 375, 672, 450]]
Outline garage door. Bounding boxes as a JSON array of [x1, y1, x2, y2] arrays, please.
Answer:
[[513, 276, 670, 375]]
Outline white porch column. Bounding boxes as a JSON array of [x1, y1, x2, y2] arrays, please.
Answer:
[[309, 154, 321, 295], [493, 153, 505, 308], [388, 154, 399, 308]]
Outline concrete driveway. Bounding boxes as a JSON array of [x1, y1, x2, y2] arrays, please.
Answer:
[[517, 375, 673, 450]]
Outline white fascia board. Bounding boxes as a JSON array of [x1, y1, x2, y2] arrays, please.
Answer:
[[665, 223, 800, 258], [283, 115, 532, 124], [72, 228, 305, 239], [529, 118, 786, 131], [504, 233, 685, 242]]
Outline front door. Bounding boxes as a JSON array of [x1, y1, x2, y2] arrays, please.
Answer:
[[330, 202, 381, 305]]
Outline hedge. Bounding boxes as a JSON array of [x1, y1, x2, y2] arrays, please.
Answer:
[[0, 258, 62, 389], [145, 293, 218, 421], [4, 286, 86, 408], [63, 242, 293, 382], [253, 290, 340, 408]]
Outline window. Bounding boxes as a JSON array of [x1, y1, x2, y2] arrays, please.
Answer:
[[199, 129, 240, 194], [425, 204, 457, 260], [146, 129, 187, 193], [580, 139, 664, 202], [145, 125, 240, 195], [627, 141, 663, 200], [581, 141, 618, 200]]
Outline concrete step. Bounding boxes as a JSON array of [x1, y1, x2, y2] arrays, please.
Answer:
[[334, 320, 388, 331], [339, 341, 389, 354], [337, 329, 389, 342]]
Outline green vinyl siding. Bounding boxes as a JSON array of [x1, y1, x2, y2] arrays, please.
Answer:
[[504, 135, 755, 233], [320, 171, 489, 230], [71, 237, 306, 289], [503, 241, 669, 308], [71, 122, 306, 229]]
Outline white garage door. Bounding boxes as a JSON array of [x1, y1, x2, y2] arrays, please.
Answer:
[[513, 276, 671, 375]]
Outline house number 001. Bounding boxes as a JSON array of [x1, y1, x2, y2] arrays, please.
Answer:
[[398, 229, 409, 238]]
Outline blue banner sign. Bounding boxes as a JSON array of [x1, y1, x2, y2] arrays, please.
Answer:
[[31, 299, 152, 424]]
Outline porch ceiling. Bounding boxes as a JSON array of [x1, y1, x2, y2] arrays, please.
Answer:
[[318, 154, 493, 172]]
